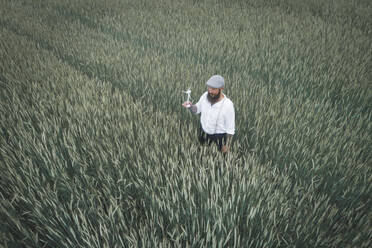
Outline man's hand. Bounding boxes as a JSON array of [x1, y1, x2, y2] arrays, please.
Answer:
[[221, 145, 229, 154], [183, 102, 197, 113], [221, 134, 233, 154], [182, 101, 192, 108]]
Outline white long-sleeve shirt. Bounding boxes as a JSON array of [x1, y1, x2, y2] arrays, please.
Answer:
[[194, 92, 235, 135]]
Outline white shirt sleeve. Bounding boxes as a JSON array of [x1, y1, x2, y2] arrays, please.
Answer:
[[224, 102, 235, 135], [195, 92, 207, 114]]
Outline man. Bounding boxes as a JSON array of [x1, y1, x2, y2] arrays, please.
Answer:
[[182, 75, 235, 153]]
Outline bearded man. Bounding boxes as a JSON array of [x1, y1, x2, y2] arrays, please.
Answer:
[[182, 75, 235, 153]]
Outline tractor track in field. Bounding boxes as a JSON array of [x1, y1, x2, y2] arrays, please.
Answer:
[[0, 18, 124, 89], [0, 14, 197, 142], [0, 0, 287, 116], [25, 0, 372, 111], [2, 0, 371, 114], [7, 0, 252, 80], [2, 0, 357, 113]]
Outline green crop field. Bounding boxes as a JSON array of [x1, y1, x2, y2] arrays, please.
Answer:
[[0, 0, 371, 247]]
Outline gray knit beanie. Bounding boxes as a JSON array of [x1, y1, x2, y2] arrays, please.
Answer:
[[206, 75, 224, 88]]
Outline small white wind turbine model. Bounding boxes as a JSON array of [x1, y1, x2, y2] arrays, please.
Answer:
[[183, 88, 191, 108]]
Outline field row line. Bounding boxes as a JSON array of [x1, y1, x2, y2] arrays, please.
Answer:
[[0, 7, 209, 144], [14, 0, 372, 111], [0, 17, 135, 108], [7, 0, 279, 89]]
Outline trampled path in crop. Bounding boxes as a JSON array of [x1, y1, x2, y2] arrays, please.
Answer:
[[3, 0, 370, 112]]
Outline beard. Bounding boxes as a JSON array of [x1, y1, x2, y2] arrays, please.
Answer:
[[207, 89, 221, 104]]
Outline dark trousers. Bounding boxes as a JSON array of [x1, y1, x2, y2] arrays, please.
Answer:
[[198, 127, 227, 151]]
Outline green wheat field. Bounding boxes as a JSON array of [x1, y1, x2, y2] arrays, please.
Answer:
[[0, 0, 371, 247]]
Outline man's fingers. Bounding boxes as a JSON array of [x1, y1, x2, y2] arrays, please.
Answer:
[[182, 101, 192, 107], [221, 146, 229, 153]]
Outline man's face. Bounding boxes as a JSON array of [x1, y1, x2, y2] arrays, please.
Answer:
[[207, 87, 221, 103]]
